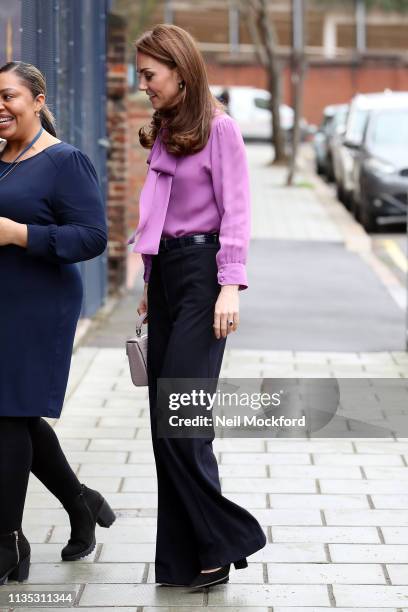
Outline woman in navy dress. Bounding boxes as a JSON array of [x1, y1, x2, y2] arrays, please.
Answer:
[[0, 61, 116, 585]]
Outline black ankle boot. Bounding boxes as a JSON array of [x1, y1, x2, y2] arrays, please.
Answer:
[[0, 529, 31, 585], [61, 484, 116, 561]]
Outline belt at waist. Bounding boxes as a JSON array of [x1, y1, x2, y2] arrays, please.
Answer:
[[158, 233, 219, 252]]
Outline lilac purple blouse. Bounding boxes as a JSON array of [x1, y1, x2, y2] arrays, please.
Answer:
[[128, 111, 251, 290]]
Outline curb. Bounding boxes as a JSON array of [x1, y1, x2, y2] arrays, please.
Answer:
[[73, 293, 122, 351]]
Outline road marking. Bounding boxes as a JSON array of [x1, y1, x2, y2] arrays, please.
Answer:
[[382, 239, 408, 273]]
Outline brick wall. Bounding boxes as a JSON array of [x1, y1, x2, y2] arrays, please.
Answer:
[[107, 15, 155, 293], [302, 58, 408, 125], [206, 56, 408, 126], [107, 14, 129, 293], [127, 94, 152, 236]]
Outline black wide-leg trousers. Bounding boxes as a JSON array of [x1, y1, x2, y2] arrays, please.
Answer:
[[147, 242, 266, 585]]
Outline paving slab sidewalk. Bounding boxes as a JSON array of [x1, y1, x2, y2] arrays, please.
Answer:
[[2, 143, 408, 611]]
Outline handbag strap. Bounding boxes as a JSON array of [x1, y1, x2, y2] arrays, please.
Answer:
[[135, 311, 148, 336]]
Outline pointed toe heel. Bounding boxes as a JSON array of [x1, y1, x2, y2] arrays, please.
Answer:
[[9, 555, 30, 582], [189, 565, 230, 589], [96, 499, 116, 528], [233, 558, 248, 569]]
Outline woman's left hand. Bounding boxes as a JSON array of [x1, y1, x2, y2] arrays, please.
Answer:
[[0, 217, 27, 247], [213, 285, 239, 339]]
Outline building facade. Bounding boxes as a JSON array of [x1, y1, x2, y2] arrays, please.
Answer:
[[118, 0, 408, 124]]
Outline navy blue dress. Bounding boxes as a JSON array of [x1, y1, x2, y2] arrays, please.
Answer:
[[0, 142, 107, 418]]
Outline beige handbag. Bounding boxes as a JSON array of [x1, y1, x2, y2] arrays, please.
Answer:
[[126, 312, 148, 386]]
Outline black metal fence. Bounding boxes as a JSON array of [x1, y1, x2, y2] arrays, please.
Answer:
[[1, 0, 110, 317]]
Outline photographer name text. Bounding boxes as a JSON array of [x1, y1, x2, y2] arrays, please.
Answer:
[[168, 414, 306, 427]]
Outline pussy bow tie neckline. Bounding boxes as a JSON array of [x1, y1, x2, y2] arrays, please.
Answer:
[[148, 137, 177, 175], [127, 134, 178, 253]]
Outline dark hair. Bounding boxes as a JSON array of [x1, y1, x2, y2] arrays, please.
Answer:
[[134, 24, 224, 156], [0, 61, 57, 137]]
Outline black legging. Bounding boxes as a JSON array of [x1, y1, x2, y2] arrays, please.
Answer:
[[0, 417, 82, 534]]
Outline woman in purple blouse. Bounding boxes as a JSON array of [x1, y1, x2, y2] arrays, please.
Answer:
[[129, 24, 266, 589]]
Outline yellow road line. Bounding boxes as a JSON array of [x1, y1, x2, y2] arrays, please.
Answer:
[[382, 239, 408, 273]]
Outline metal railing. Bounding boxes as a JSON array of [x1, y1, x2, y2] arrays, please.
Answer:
[[13, 0, 110, 317]]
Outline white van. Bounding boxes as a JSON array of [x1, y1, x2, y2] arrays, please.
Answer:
[[210, 85, 299, 141]]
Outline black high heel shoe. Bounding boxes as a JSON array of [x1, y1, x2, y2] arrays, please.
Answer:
[[0, 529, 31, 585], [61, 484, 116, 561], [189, 557, 248, 589]]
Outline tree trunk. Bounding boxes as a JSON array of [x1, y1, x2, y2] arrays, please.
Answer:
[[287, 52, 306, 185], [254, 0, 287, 163], [287, 0, 307, 186]]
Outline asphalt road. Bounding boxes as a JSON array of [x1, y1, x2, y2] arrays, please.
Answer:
[[227, 238, 405, 352], [84, 237, 406, 353]]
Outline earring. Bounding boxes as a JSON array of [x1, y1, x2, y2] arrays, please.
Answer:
[[179, 81, 184, 90]]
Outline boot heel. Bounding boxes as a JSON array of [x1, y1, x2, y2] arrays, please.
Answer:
[[9, 555, 30, 582], [233, 558, 248, 569], [96, 499, 116, 528]]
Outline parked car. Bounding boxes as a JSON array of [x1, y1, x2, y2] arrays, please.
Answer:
[[328, 104, 349, 186], [210, 85, 307, 142], [351, 104, 408, 231], [314, 104, 348, 179], [334, 91, 408, 210]]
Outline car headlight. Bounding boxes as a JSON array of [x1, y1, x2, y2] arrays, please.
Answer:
[[364, 158, 396, 175]]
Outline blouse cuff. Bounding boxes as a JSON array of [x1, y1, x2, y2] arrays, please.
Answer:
[[217, 263, 248, 291], [26, 224, 52, 257], [142, 253, 152, 283]]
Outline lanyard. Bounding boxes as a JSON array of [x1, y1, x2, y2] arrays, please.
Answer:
[[0, 126, 44, 180]]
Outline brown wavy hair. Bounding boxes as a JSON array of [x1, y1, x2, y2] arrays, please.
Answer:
[[135, 24, 225, 156]]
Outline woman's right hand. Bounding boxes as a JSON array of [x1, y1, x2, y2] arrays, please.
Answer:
[[137, 282, 148, 323]]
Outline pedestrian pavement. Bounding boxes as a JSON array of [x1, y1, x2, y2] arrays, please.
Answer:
[[3, 143, 408, 611]]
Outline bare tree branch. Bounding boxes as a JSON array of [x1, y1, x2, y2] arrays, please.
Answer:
[[244, 1, 267, 66]]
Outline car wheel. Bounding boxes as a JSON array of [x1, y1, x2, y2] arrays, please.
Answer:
[[350, 194, 360, 221], [336, 183, 345, 203], [360, 199, 377, 233], [342, 190, 352, 211], [316, 161, 324, 175], [327, 158, 335, 182]]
